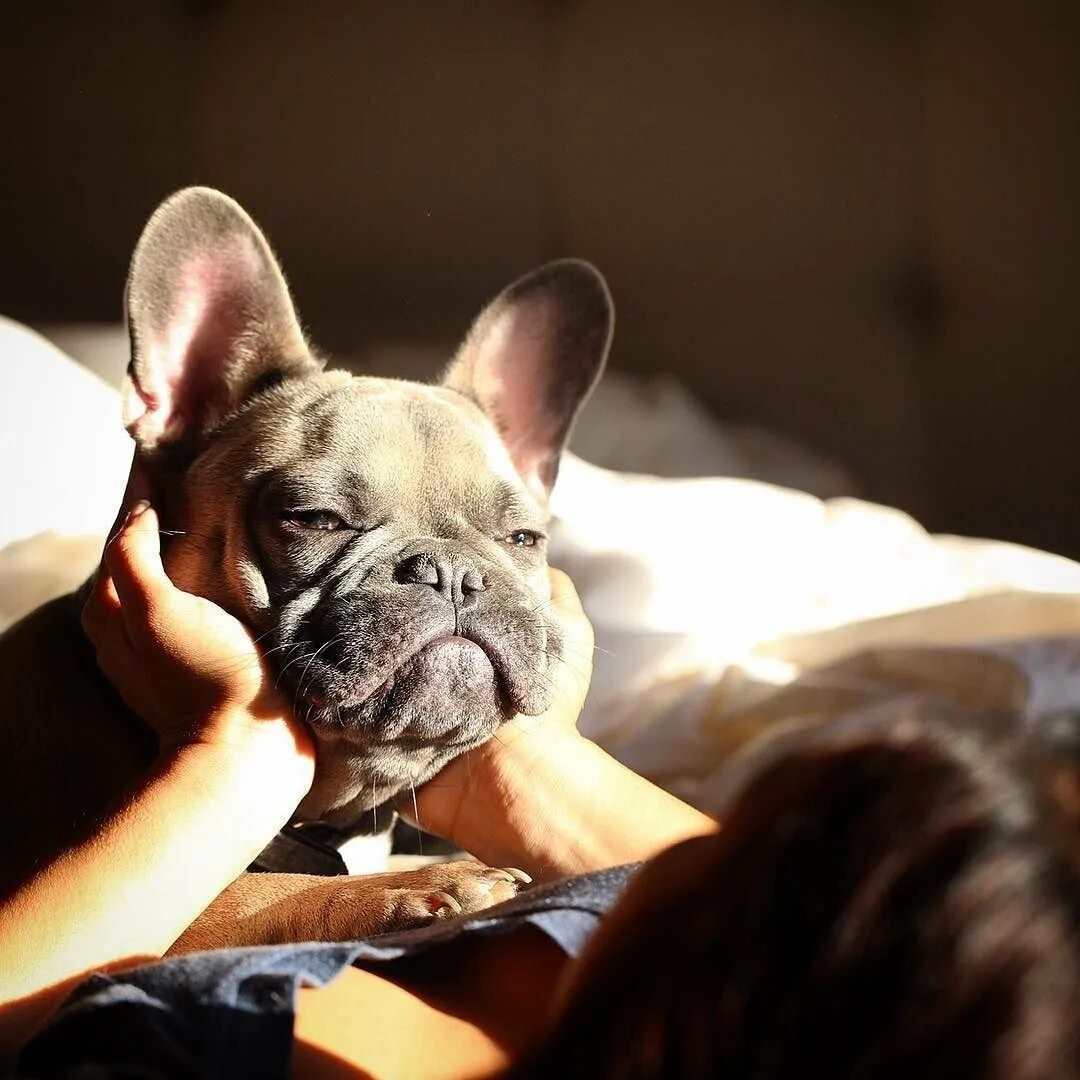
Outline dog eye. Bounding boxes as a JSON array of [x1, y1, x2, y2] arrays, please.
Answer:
[[506, 530, 540, 548], [283, 509, 346, 531]]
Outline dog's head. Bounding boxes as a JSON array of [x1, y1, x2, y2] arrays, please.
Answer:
[[122, 187, 611, 821]]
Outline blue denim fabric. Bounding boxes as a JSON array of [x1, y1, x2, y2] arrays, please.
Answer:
[[15, 865, 637, 1080]]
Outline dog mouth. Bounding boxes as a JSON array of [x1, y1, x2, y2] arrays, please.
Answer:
[[421, 633, 490, 656], [269, 590, 557, 738], [375, 634, 497, 699], [295, 627, 511, 716]]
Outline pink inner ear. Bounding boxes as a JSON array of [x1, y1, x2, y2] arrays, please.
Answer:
[[471, 300, 561, 494], [128, 238, 265, 446]]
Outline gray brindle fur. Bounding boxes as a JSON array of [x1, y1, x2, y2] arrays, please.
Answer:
[[0, 188, 612, 947]]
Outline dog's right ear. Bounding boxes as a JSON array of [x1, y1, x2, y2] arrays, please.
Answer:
[[443, 259, 613, 499], [123, 187, 321, 453]]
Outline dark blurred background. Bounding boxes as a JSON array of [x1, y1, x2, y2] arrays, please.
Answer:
[[2, 1, 1078, 554]]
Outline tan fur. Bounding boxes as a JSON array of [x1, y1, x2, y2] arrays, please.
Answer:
[[172, 863, 524, 952]]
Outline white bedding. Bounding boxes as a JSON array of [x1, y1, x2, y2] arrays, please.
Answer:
[[5, 316, 1080, 812]]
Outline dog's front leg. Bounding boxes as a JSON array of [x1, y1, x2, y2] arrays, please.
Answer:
[[169, 863, 528, 952]]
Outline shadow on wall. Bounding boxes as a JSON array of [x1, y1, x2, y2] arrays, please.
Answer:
[[1, 1, 1078, 554]]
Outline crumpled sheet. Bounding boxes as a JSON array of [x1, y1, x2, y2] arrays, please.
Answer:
[[550, 454, 1080, 810], [5, 316, 1080, 817]]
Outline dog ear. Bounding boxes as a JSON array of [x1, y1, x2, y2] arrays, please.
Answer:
[[443, 259, 613, 497], [123, 187, 321, 452]]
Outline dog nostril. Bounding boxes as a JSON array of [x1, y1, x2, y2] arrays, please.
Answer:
[[461, 569, 486, 595], [395, 554, 440, 588]]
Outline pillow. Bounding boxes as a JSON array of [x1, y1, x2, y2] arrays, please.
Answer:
[[0, 318, 130, 628]]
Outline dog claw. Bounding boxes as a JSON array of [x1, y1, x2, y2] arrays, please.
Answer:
[[494, 867, 532, 886], [426, 891, 463, 916]]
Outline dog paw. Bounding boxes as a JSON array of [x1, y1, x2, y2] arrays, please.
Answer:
[[381, 861, 531, 929], [171, 864, 532, 950]]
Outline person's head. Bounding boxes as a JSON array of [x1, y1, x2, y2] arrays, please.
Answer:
[[521, 704, 1080, 1078]]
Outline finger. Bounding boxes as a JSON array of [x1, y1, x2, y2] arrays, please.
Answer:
[[104, 501, 173, 645], [547, 567, 584, 618], [81, 561, 122, 642], [86, 603, 140, 681], [546, 568, 595, 715], [548, 567, 595, 656], [104, 455, 156, 542], [125, 460, 154, 506], [81, 565, 141, 676]]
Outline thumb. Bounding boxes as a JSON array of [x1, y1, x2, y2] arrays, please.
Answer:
[[547, 568, 594, 715], [104, 501, 172, 646], [548, 567, 595, 661]]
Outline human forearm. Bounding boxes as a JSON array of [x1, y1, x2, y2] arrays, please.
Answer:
[[0, 720, 312, 1048], [435, 722, 717, 882]]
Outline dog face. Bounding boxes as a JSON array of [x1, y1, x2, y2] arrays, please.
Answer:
[[122, 188, 612, 821]]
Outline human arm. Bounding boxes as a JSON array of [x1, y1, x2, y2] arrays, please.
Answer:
[[441, 722, 717, 882], [0, 502, 314, 1058]]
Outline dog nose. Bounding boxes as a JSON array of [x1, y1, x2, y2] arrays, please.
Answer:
[[394, 553, 487, 605]]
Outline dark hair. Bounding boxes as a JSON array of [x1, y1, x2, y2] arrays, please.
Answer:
[[517, 705, 1080, 1078]]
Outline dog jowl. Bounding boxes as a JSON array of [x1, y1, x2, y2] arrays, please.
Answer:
[[122, 187, 612, 825]]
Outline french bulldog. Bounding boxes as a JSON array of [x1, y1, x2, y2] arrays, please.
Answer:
[[0, 187, 612, 947]]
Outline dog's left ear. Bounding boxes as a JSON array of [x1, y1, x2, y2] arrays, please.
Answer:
[[443, 259, 613, 498], [123, 186, 321, 454]]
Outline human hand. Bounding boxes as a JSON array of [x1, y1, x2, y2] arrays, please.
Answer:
[[81, 498, 315, 770], [406, 568, 595, 847]]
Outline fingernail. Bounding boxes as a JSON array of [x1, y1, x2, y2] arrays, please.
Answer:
[[124, 500, 151, 526]]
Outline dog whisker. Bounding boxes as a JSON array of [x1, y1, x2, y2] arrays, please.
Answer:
[[275, 643, 316, 690], [297, 632, 349, 700], [409, 778, 423, 856]]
